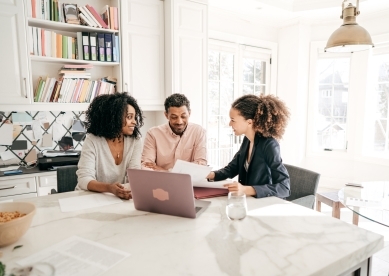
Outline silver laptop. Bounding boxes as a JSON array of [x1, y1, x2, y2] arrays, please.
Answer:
[[127, 169, 211, 219]]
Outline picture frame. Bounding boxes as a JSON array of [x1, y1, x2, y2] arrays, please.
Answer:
[[63, 3, 80, 24]]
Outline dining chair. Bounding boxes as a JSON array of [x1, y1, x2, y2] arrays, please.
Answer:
[[51, 165, 78, 194], [284, 164, 320, 209]]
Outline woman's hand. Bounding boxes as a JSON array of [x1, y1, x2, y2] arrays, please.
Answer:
[[223, 182, 256, 196], [109, 183, 132, 200], [223, 181, 244, 193], [206, 172, 215, 180]]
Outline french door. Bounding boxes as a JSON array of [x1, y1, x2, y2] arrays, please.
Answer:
[[207, 40, 272, 169]]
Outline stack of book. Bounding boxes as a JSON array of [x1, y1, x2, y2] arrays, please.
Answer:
[[28, 27, 76, 59], [76, 32, 119, 62], [33, 64, 117, 103]]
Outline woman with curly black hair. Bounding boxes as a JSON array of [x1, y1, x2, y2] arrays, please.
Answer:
[[206, 94, 291, 199], [76, 92, 144, 200]]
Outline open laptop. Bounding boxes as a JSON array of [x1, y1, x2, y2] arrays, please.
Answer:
[[127, 169, 211, 219]]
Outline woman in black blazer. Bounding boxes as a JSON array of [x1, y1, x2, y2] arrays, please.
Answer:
[[207, 94, 291, 199]]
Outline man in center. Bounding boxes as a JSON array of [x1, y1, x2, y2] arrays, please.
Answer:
[[142, 93, 207, 171]]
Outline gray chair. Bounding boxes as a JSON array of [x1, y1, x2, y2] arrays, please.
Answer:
[[284, 164, 320, 209], [51, 165, 78, 194]]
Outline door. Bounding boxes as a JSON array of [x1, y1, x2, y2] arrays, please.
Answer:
[[0, 0, 30, 104], [207, 40, 272, 169]]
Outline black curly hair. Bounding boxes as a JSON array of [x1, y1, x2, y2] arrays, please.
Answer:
[[164, 93, 191, 113], [84, 92, 144, 140], [232, 94, 290, 140]]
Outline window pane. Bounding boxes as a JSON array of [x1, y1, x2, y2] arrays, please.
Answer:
[[220, 82, 233, 115], [315, 58, 350, 150], [243, 84, 254, 95], [254, 60, 266, 84], [370, 54, 389, 153], [208, 51, 219, 81], [220, 53, 234, 81], [254, 85, 265, 96], [243, 59, 254, 83], [208, 81, 220, 116]]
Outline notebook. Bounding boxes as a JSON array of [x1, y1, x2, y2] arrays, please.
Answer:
[[127, 169, 211, 219], [193, 187, 229, 199]]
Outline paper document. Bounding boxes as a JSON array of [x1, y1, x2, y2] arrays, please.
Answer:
[[346, 197, 384, 209], [172, 159, 212, 186], [194, 179, 234, 189], [59, 193, 123, 212], [16, 236, 130, 276], [0, 165, 20, 172]]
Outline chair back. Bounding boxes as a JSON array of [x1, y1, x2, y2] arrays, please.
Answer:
[[56, 165, 78, 193], [284, 164, 320, 206]]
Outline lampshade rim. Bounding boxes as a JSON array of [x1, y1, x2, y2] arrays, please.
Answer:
[[325, 42, 374, 49]]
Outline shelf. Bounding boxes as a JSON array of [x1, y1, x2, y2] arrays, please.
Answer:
[[28, 18, 119, 34], [30, 56, 119, 66], [0, 103, 90, 112]]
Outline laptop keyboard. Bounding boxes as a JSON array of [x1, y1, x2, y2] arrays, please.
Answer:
[[195, 206, 202, 213]]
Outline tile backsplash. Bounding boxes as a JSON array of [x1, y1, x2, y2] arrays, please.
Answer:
[[0, 111, 86, 165]]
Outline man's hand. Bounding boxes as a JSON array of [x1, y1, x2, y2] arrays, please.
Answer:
[[109, 183, 132, 200], [143, 162, 167, 172], [223, 181, 245, 193]]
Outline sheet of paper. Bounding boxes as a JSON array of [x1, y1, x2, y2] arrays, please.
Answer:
[[171, 159, 212, 184], [59, 193, 123, 212], [0, 151, 15, 161], [41, 133, 53, 147], [0, 165, 20, 171], [0, 123, 13, 145], [12, 112, 33, 124], [16, 236, 130, 276], [32, 120, 42, 140], [12, 125, 23, 139], [25, 149, 37, 163], [193, 179, 234, 188], [52, 121, 65, 141]]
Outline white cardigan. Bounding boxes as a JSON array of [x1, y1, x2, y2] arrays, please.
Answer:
[[75, 133, 142, 190]]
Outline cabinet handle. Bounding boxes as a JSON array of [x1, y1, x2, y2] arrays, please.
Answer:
[[0, 185, 17, 190], [23, 77, 27, 98]]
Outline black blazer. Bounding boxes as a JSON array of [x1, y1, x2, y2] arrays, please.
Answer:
[[213, 133, 290, 199]]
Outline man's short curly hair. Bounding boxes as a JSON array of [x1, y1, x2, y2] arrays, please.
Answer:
[[164, 93, 191, 113], [84, 92, 144, 140], [232, 94, 290, 140]]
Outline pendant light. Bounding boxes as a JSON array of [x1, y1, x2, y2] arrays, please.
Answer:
[[325, 0, 374, 53]]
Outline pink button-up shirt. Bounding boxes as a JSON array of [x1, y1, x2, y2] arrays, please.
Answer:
[[141, 123, 207, 170]]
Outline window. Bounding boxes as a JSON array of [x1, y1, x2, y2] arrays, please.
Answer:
[[370, 53, 389, 153], [315, 57, 350, 151], [207, 40, 272, 168]]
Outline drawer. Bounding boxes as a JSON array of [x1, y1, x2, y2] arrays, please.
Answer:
[[0, 177, 37, 197], [0, 193, 38, 202], [38, 175, 57, 187]]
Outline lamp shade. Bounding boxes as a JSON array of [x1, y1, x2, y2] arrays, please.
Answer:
[[325, 1, 374, 53], [325, 24, 374, 52]]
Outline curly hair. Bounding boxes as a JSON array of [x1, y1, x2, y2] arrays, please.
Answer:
[[164, 93, 191, 113], [84, 92, 144, 140], [231, 94, 290, 140]]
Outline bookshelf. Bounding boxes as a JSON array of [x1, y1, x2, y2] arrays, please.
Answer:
[[0, 0, 121, 111]]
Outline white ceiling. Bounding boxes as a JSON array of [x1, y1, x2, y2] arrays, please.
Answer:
[[209, 0, 389, 26]]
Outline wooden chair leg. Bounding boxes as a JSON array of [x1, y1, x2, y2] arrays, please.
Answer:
[[316, 199, 321, 212], [332, 202, 341, 219], [352, 212, 359, 226]]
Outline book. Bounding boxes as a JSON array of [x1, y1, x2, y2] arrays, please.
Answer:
[[63, 3, 79, 24], [86, 4, 108, 29]]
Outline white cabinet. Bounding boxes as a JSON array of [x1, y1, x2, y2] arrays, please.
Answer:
[[121, 0, 165, 110], [37, 174, 57, 196], [165, 0, 208, 125], [0, 175, 37, 198], [0, 0, 122, 112], [0, 0, 31, 105]]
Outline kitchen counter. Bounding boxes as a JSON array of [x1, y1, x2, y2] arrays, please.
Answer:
[[0, 191, 383, 275]]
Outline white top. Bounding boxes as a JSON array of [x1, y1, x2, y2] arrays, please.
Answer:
[[3, 193, 383, 276], [75, 133, 142, 190]]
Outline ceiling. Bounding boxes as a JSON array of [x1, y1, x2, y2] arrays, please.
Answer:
[[209, 0, 389, 26]]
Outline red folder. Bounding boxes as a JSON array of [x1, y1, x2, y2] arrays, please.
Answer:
[[86, 4, 109, 29], [193, 187, 228, 199]]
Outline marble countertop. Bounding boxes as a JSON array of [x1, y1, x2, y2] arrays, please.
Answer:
[[0, 192, 384, 276]]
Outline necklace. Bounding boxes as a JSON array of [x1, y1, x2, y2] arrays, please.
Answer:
[[107, 138, 124, 160]]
